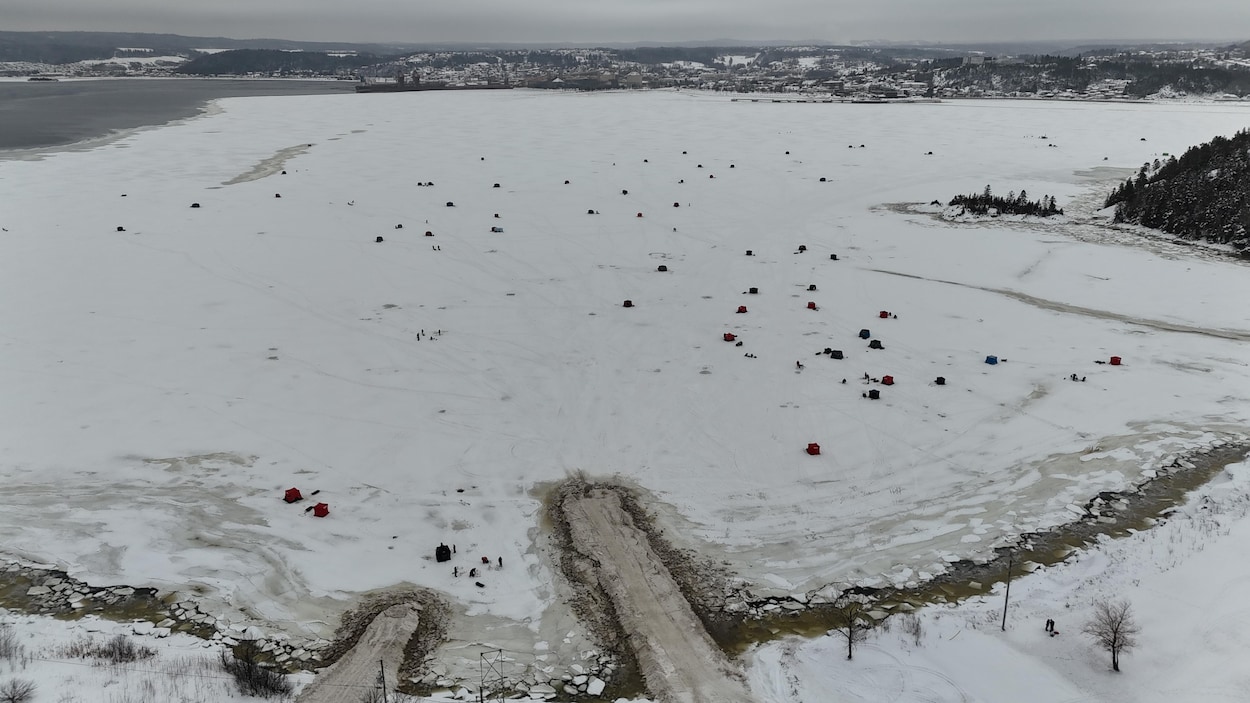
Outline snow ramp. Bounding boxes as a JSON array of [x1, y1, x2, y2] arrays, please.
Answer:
[[296, 602, 421, 703], [564, 487, 755, 703]]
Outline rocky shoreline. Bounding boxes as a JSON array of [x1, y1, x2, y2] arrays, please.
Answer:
[[2, 436, 1245, 700], [0, 560, 332, 668]]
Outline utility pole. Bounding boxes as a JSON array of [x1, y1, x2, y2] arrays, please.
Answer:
[[379, 659, 389, 703], [1001, 550, 1013, 632]]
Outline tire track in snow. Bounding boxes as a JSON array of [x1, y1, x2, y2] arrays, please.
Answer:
[[868, 268, 1250, 341]]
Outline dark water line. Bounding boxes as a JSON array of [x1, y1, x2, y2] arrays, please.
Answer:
[[0, 78, 355, 152]]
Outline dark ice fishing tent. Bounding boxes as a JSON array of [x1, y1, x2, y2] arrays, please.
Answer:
[[859, 329, 871, 339], [806, 443, 821, 456], [283, 488, 302, 503], [723, 333, 737, 342], [312, 503, 329, 517], [1110, 356, 1122, 366], [985, 355, 999, 365], [435, 544, 452, 562]]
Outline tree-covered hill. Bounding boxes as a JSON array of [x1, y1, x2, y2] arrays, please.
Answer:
[[177, 49, 386, 76], [1105, 130, 1250, 248]]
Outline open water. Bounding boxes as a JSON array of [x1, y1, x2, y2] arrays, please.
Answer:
[[0, 78, 355, 151]]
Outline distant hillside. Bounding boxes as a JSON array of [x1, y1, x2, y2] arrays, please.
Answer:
[[1105, 130, 1250, 248], [177, 49, 386, 76], [0, 30, 422, 63]]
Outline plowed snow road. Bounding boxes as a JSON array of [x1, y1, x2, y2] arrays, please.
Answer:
[[295, 603, 421, 703], [564, 487, 755, 703]]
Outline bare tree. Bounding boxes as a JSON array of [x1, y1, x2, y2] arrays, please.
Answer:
[[0, 678, 37, 703], [1082, 599, 1140, 672], [829, 593, 872, 660]]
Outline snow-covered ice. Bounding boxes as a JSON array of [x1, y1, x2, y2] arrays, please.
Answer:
[[2, 88, 1250, 699]]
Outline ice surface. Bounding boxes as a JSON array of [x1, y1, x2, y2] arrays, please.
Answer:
[[2, 90, 1249, 649]]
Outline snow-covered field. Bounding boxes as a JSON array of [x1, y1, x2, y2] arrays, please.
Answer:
[[2, 89, 1250, 700], [747, 456, 1250, 703]]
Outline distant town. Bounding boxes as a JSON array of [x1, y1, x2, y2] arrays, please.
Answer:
[[4, 32, 1249, 100]]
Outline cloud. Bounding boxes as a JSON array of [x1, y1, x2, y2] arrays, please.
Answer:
[[4, 0, 1246, 44]]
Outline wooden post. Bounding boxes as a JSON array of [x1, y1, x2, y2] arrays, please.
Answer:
[[379, 659, 389, 703], [1001, 551, 1013, 632]]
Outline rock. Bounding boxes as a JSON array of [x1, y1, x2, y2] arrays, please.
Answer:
[[563, 684, 579, 695], [132, 621, 155, 635], [26, 586, 51, 596], [570, 663, 585, 674], [781, 601, 806, 611], [529, 684, 557, 695], [113, 587, 135, 596], [587, 677, 606, 696], [573, 675, 588, 685]]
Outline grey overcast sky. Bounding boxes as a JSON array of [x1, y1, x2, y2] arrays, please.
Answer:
[[5, 0, 1247, 45]]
